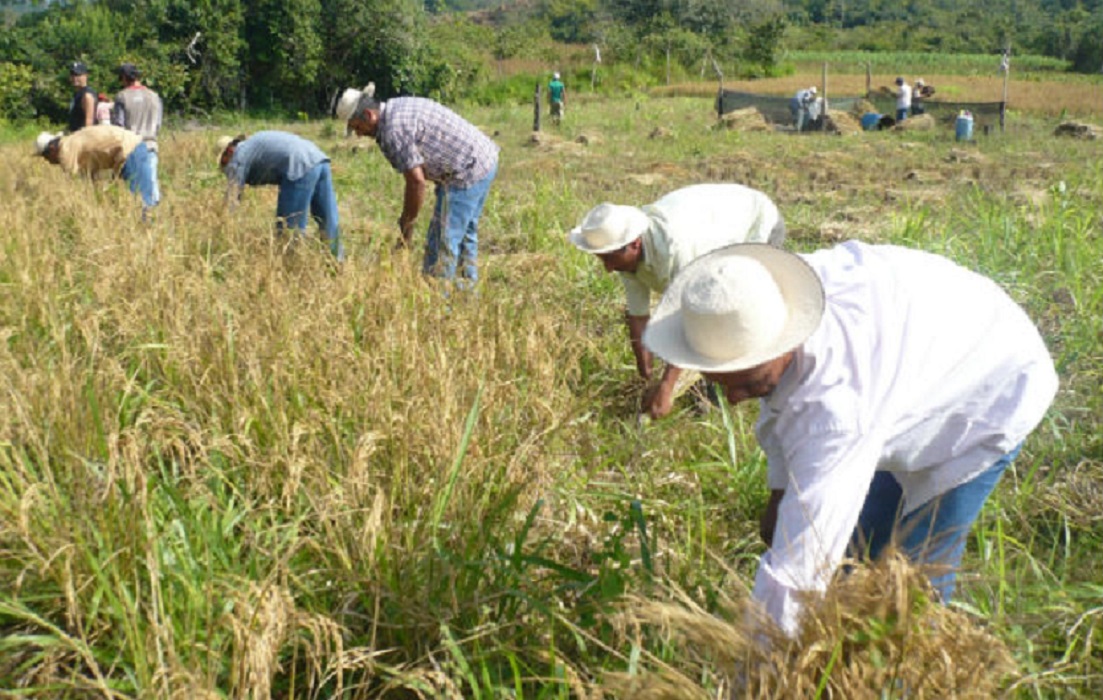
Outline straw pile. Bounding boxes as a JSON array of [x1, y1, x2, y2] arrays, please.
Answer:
[[605, 552, 1016, 699]]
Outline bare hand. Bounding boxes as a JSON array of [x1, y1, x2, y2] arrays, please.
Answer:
[[642, 382, 674, 420]]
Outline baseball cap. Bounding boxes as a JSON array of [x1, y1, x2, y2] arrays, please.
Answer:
[[69, 61, 89, 76]]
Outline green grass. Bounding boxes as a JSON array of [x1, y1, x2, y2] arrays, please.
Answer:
[[1, 89, 1101, 697]]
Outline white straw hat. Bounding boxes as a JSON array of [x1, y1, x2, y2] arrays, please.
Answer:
[[335, 82, 376, 121], [216, 135, 235, 153], [35, 131, 61, 155], [643, 244, 825, 372], [568, 203, 651, 254]]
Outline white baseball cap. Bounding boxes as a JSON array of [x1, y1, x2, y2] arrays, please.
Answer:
[[643, 244, 824, 372], [35, 131, 61, 155]]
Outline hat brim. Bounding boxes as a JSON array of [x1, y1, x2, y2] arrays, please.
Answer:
[[643, 244, 825, 372], [568, 227, 643, 254]]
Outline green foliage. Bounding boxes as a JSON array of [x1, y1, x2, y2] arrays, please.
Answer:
[[0, 61, 33, 120]]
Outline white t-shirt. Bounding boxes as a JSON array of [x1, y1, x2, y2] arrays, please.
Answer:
[[896, 83, 913, 110], [621, 184, 782, 316], [752, 241, 1058, 635]]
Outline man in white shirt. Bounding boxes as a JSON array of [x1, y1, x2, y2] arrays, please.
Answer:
[[569, 184, 786, 419], [894, 77, 912, 122], [643, 241, 1058, 636]]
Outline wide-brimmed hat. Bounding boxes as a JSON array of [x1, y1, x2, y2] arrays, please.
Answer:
[[35, 131, 61, 155], [216, 135, 235, 154], [643, 244, 825, 372], [916, 78, 926, 87], [568, 203, 651, 254], [335, 82, 377, 121]]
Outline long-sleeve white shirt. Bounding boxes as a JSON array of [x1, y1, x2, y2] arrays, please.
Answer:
[[753, 241, 1058, 635], [620, 184, 782, 316]]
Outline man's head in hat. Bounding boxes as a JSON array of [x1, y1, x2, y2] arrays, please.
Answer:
[[35, 131, 63, 164], [69, 61, 89, 89], [117, 62, 142, 87], [336, 83, 380, 137]]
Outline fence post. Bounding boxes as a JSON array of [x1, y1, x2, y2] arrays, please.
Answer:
[[534, 82, 542, 132]]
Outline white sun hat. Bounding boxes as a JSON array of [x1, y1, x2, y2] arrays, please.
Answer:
[[643, 244, 825, 372], [568, 203, 651, 254], [35, 131, 61, 155], [335, 82, 376, 121]]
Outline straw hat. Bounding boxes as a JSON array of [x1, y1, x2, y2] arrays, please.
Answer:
[[643, 244, 825, 372], [216, 135, 235, 153], [335, 82, 376, 121], [35, 131, 61, 155], [568, 203, 651, 254]]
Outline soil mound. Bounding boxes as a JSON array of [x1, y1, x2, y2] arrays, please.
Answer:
[[716, 107, 771, 132], [1054, 121, 1103, 139]]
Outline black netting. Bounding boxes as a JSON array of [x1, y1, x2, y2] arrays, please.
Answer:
[[717, 89, 1006, 132]]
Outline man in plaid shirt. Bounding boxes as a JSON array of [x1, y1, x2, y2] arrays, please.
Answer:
[[338, 87, 499, 283]]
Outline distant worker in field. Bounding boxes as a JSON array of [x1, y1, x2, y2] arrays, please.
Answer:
[[67, 61, 96, 132], [911, 78, 935, 116], [548, 71, 567, 125], [336, 84, 499, 285], [569, 184, 786, 420], [112, 63, 164, 207], [35, 124, 157, 218], [894, 76, 912, 122], [789, 86, 817, 132], [217, 131, 344, 260], [95, 93, 114, 125], [642, 241, 1058, 636]]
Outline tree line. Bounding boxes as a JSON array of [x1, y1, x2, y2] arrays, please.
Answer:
[[1, 0, 1100, 123]]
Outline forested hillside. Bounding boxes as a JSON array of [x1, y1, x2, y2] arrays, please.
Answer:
[[1, 0, 1100, 120]]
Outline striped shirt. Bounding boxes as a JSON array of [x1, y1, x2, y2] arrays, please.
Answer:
[[374, 97, 499, 188]]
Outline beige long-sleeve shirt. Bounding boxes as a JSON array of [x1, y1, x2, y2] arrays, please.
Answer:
[[57, 124, 142, 176]]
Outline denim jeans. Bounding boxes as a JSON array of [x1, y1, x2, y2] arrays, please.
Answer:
[[276, 161, 344, 261], [423, 161, 498, 282], [896, 108, 909, 122], [120, 142, 157, 213], [149, 149, 161, 205], [850, 443, 1022, 602]]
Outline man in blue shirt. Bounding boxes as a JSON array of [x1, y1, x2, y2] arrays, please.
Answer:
[[218, 131, 344, 260]]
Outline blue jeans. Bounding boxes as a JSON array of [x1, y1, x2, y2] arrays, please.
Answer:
[[277, 161, 344, 261], [896, 108, 909, 122], [149, 149, 161, 205], [850, 444, 1022, 602], [120, 143, 157, 218], [423, 160, 498, 282]]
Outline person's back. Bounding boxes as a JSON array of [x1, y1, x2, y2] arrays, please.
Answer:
[[57, 124, 142, 175], [549, 76, 565, 103], [225, 131, 328, 187], [763, 241, 1057, 501], [113, 85, 162, 149], [375, 97, 498, 187]]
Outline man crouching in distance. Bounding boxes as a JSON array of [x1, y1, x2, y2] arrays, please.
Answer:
[[35, 125, 158, 220], [217, 131, 344, 261], [569, 183, 786, 419], [642, 241, 1058, 637]]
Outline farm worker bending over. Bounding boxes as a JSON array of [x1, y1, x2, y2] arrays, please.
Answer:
[[569, 184, 786, 420], [789, 86, 816, 131], [642, 241, 1058, 636], [336, 84, 499, 285], [35, 124, 157, 219], [217, 131, 344, 261]]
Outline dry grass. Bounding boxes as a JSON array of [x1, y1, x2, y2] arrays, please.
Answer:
[[608, 553, 1016, 699]]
